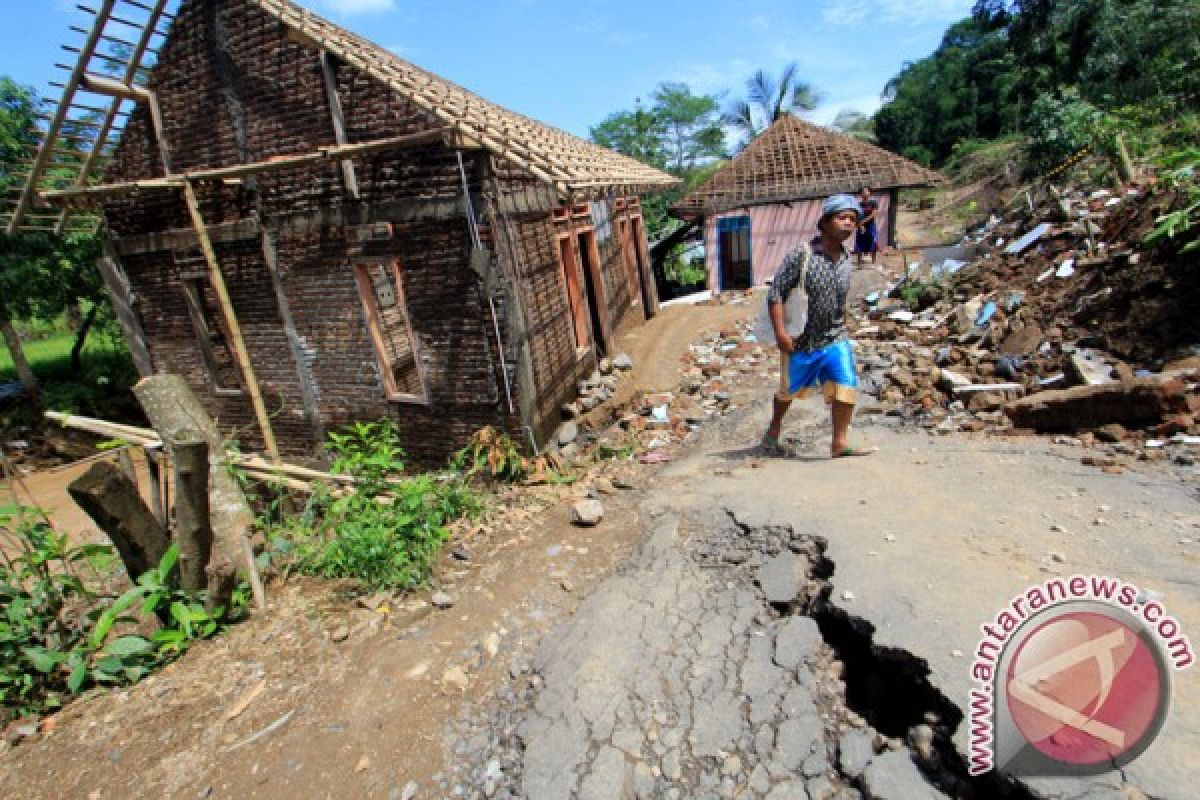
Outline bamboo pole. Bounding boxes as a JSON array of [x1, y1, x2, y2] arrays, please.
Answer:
[[39, 130, 449, 203], [5, 0, 118, 234], [182, 181, 280, 461], [44, 411, 159, 444], [56, 0, 171, 235], [319, 52, 359, 199]]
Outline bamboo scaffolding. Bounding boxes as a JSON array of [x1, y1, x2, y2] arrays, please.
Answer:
[[45, 411, 366, 488], [57, 0, 170, 234], [38, 129, 450, 203], [182, 181, 281, 462], [5, 0, 118, 234]]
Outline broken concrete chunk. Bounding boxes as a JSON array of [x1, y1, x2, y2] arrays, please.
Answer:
[[861, 750, 942, 800], [1065, 349, 1115, 386], [1005, 377, 1193, 432], [757, 552, 806, 606], [838, 728, 876, 779], [774, 616, 822, 671], [557, 421, 579, 446], [571, 499, 604, 526]]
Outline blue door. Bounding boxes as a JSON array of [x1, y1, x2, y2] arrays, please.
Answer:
[[716, 216, 752, 289]]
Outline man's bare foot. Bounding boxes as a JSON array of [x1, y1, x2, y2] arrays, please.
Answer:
[[831, 446, 876, 458]]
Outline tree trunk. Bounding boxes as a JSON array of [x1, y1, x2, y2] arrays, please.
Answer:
[[133, 374, 264, 609], [0, 316, 38, 397], [171, 435, 212, 591], [205, 557, 238, 620], [69, 304, 99, 374], [67, 461, 170, 582]]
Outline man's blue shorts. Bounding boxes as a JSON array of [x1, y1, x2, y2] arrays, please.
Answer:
[[778, 339, 858, 404]]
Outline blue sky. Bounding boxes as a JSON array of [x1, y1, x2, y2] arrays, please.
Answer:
[[3, 0, 974, 144]]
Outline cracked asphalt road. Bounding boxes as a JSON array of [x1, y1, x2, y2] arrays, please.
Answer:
[[452, 390, 1198, 800]]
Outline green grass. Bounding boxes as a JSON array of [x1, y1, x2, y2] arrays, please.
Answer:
[[1, 330, 142, 423], [0, 332, 132, 382]]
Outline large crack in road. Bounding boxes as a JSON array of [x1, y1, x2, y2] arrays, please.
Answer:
[[443, 506, 1042, 800]]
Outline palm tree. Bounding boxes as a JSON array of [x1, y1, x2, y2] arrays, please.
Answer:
[[724, 63, 823, 148]]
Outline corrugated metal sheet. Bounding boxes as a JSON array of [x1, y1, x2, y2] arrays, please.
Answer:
[[705, 193, 891, 290]]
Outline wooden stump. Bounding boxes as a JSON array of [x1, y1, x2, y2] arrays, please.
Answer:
[[133, 374, 264, 609], [205, 557, 238, 620], [133, 375, 255, 560], [68, 461, 170, 582], [171, 434, 212, 591]]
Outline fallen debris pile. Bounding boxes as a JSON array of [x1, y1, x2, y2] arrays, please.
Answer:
[[850, 175, 1200, 468], [547, 326, 765, 467]]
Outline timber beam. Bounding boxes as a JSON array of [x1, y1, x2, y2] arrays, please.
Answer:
[[39, 128, 452, 204]]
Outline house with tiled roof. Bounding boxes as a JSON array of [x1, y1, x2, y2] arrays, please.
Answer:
[[10, 0, 678, 460], [672, 113, 941, 292]]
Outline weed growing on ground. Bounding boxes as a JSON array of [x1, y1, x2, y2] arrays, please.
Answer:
[[451, 426, 529, 483], [274, 420, 481, 592], [0, 508, 246, 721]]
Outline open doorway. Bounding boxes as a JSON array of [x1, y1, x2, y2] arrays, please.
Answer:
[[717, 215, 753, 289], [575, 229, 610, 356]]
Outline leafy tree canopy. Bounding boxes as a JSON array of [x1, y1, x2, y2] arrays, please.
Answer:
[[874, 0, 1200, 166]]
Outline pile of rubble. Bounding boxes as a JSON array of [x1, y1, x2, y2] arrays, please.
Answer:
[[547, 325, 768, 467], [852, 177, 1200, 469]]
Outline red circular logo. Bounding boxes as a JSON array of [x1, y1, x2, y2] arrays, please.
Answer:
[[1005, 610, 1164, 767]]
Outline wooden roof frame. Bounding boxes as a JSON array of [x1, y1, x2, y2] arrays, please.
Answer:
[[4, 0, 678, 234], [673, 113, 944, 218]]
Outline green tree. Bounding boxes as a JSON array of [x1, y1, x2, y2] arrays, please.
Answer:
[[876, 1, 1200, 167], [590, 99, 668, 169], [724, 63, 823, 149], [1, 77, 108, 396], [1, 78, 44, 393], [831, 110, 876, 142], [590, 83, 727, 239], [650, 82, 726, 172]]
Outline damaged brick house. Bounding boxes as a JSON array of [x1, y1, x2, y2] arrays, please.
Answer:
[[9, 0, 677, 462], [671, 114, 942, 292]]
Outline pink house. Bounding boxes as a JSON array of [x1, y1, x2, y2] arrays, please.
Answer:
[[672, 114, 943, 292]]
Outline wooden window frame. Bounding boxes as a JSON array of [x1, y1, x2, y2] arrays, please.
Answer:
[[617, 216, 642, 307], [352, 257, 430, 405], [554, 231, 591, 359], [179, 276, 244, 397], [573, 225, 613, 353]]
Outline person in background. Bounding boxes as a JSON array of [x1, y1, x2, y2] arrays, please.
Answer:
[[854, 187, 880, 265], [761, 194, 873, 458]]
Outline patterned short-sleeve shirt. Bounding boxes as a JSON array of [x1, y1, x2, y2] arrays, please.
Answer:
[[766, 237, 852, 352]]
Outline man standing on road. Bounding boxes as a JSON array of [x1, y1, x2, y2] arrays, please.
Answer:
[[761, 194, 872, 458], [854, 187, 880, 265]]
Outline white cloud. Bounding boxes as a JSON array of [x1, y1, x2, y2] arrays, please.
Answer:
[[821, 0, 972, 27], [821, 6, 867, 27], [667, 60, 751, 95], [313, 0, 396, 15]]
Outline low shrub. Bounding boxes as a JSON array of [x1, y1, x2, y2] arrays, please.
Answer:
[[1, 508, 245, 721], [282, 420, 481, 592]]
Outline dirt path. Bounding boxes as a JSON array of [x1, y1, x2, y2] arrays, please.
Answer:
[[0, 299, 758, 800]]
